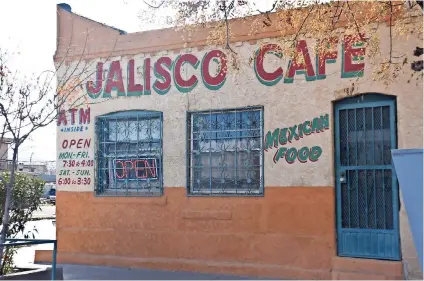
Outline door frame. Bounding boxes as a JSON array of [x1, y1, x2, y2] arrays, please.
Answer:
[[333, 93, 401, 260]]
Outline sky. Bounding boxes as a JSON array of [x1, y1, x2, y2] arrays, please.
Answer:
[[0, 0, 277, 164]]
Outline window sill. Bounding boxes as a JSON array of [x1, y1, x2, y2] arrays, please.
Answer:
[[187, 190, 264, 197]]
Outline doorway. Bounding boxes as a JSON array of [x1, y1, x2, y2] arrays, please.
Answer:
[[334, 94, 400, 260]]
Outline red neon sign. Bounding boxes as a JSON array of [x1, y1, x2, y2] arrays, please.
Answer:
[[114, 158, 158, 180]]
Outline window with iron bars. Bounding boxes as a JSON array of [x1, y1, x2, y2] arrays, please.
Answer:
[[95, 110, 163, 196], [187, 106, 264, 196]]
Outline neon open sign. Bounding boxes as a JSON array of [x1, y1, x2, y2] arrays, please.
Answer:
[[113, 158, 158, 180]]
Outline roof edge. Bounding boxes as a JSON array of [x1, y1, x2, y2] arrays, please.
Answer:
[[57, 3, 127, 35], [54, 1, 413, 63]]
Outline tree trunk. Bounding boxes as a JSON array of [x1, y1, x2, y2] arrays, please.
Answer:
[[0, 146, 18, 275]]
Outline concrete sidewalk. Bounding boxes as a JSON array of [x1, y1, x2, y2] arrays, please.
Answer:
[[57, 264, 273, 280], [31, 205, 56, 220]]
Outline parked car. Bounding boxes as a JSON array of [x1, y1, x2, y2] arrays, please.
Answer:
[[48, 188, 56, 205]]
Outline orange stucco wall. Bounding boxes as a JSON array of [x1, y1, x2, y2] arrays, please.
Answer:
[[54, 187, 335, 279]]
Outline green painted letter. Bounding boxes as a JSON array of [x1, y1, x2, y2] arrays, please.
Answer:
[[273, 147, 287, 163], [285, 147, 297, 164], [265, 128, 280, 150], [297, 146, 309, 163], [303, 120, 312, 135], [309, 146, 322, 162], [279, 128, 288, 145], [320, 114, 330, 130], [311, 117, 322, 133]]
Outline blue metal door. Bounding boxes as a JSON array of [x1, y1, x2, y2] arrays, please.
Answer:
[[335, 94, 400, 260]]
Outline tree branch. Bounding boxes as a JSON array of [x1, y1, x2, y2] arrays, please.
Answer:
[[143, 0, 165, 9], [330, 1, 344, 29], [291, 5, 315, 48], [221, 0, 237, 53], [256, 0, 279, 14], [345, 1, 365, 41]]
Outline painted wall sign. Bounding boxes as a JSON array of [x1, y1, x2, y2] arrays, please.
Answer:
[[255, 35, 365, 86], [273, 146, 323, 164], [57, 107, 90, 132], [86, 49, 228, 98], [57, 135, 93, 186], [62, 160, 94, 168], [57, 107, 90, 126], [265, 114, 329, 164], [58, 151, 90, 159], [61, 138, 91, 149], [59, 169, 90, 176], [57, 159, 93, 185], [60, 126, 88, 132], [83, 35, 365, 99], [57, 177, 91, 185]]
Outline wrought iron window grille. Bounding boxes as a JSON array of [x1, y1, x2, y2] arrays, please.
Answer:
[[95, 110, 163, 196], [187, 106, 264, 196]]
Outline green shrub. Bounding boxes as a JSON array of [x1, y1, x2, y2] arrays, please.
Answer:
[[0, 172, 45, 274]]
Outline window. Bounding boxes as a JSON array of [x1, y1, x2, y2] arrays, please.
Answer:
[[187, 107, 264, 196], [96, 111, 163, 196]]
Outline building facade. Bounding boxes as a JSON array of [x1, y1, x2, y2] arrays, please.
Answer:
[[38, 3, 423, 280], [0, 137, 12, 172], [16, 162, 48, 174]]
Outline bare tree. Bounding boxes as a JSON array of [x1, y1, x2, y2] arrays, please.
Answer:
[[0, 28, 118, 269]]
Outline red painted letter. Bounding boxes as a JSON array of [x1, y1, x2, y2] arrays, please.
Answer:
[[201, 50, 227, 90], [174, 54, 199, 93], [153, 57, 172, 95], [76, 139, 83, 148], [342, 34, 366, 78], [254, 44, 284, 86], [69, 139, 76, 148], [86, 62, 103, 99], [127, 59, 143, 96], [284, 40, 316, 83], [61, 140, 68, 149], [79, 107, 90, 124], [84, 139, 91, 148], [57, 110, 67, 126], [316, 37, 338, 80], [104, 60, 125, 98], [144, 58, 152, 95], [69, 108, 77, 125]]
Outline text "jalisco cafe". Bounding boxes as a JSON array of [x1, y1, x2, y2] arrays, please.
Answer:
[[84, 35, 366, 99]]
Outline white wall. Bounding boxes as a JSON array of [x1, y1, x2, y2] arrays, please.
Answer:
[[55, 26, 422, 192]]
